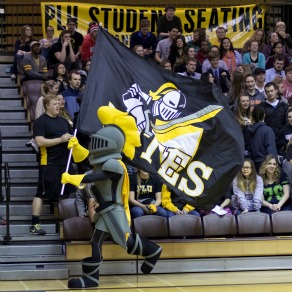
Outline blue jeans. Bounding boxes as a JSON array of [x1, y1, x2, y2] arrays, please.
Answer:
[[130, 206, 168, 219], [166, 210, 200, 217]]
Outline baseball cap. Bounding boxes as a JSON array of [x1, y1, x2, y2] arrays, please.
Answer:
[[89, 23, 99, 34], [165, 5, 176, 12], [67, 18, 77, 24], [253, 68, 266, 75], [30, 41, 40, 48]]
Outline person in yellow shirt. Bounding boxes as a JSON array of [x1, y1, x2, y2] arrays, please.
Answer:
[[161, 184, 200, 217]]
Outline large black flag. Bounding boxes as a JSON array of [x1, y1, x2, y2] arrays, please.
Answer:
[[77, 28, 244, 209]]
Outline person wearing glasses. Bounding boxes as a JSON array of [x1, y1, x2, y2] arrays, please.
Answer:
[[232, 158, 263, 215], [39, 26, 58, 59]]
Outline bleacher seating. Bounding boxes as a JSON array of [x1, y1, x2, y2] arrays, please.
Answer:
[[22, 79, 44, 122], [58, 198, 78, 220], [58, 198, 93, 241], [168, 214, 202, 238], [237, 212, 271, 235], [202, 213, 237, 237], [133, 215, 168, 238], [63, 217, 93, 240], [271, 211, 292, 234], [58, 200, 292, 240]]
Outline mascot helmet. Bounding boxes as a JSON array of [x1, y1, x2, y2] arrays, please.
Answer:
[[89, 126, 124, 165]]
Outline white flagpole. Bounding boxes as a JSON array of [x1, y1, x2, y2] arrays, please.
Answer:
[[60, 128, 78, 195]]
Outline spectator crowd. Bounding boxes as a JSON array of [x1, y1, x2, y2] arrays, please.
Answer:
[[7, 5, 292, 235]]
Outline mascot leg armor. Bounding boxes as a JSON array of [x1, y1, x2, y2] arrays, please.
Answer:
[[128, 234, 162, 274], [68, 257, 102, 288]]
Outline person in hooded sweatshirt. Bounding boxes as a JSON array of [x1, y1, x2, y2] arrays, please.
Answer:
[[261, 82, 288, 137], [277, 107, 292, 184], [244, 73, 266, 111], [248, 104, 278, 170]]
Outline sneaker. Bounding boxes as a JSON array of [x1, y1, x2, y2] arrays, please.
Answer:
[[30, 224, 46, 235], [10, 74, 16, 80]]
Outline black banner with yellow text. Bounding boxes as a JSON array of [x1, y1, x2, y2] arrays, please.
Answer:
[[77, 28, 244, 209]]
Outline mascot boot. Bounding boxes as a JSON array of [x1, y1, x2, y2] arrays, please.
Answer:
[[68, 257, 101, 288], [127, 234, 162, 274]]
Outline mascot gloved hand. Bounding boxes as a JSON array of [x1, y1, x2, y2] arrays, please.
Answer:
[[68, 137, 89, 163], [61, 172, 85, 188]]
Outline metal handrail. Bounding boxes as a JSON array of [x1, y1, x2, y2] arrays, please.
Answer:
[[4, 162, 11, 243], [0, 129, 2, 202]]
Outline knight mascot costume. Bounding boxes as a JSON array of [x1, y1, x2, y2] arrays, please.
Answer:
[[61, 106, 162, 288]]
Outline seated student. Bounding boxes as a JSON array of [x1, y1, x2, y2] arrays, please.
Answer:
[[232, 158, 263, 215], [277, 108, 292, 184], [202, 45, 228, 73], [242, 40, 266, 73], [259, 155, 292, 214], [206, 51, 231, 95], [155, 26, 179, 64], [187, 28, 211, 53], [219, 37, 242, 73], [200, 184, 233, 216], [39, 25, 58, 59], [130, 19, 156, 59], [133, 44, 144, 57], [47, 30, 76, 70], [233, 94, 253, 158], [265, 42, 290, 70], [35, 80, 60, 119], [52, 63, 68, 93], [283, 66, 292, 101], [200, 72, 214, 85], [244, 74, 266, 111], [168, 35, 187, 68], [74, 172, 96, 224], [161, 185, 200, 217], [129, 169, 167, 219], [21, 41, 49, 83], [10, 25, 34, 80], [177, 57, 201, 79], [248, 104, 277, 170], [159, 59, 172, 71], [254, 67, 266, 95]]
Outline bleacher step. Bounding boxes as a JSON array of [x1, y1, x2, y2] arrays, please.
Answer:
[[0, 111, 26, 119], [2, 153, 37, 163], [0, 223, 57, 235], [0, 243, 63, 256], [0, 88, 18, 95], [0, 203, 51, 216], [0, 265, 69, 280]]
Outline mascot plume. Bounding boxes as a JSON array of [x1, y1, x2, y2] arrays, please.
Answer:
[[62, 106, 162, 288]]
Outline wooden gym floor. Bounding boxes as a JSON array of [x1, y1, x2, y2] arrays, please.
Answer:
[[2, 270, 292, 292]]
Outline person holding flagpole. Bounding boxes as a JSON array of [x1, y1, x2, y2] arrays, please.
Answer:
[[61, 106, 162, 289], [30, 94, 76, 235]]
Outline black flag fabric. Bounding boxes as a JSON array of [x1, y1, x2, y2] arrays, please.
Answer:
[[77, 28, 244, 209]]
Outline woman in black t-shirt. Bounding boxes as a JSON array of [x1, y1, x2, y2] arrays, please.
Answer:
[[129, 170, 167, 219]]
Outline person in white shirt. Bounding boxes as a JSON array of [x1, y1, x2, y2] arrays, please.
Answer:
[[265, 54, 286, 83]]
